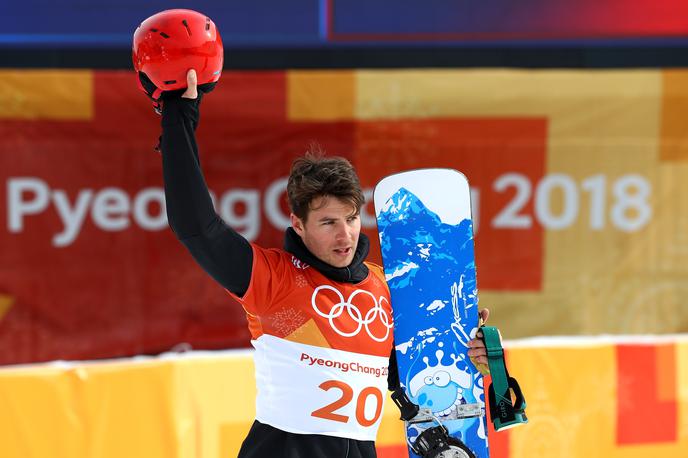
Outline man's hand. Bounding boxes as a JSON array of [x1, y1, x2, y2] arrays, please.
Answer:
[[467, 308, 491, 365], [182, 69, 198, 99]]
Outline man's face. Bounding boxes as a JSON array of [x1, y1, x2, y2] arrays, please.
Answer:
[[291, 196, 361, 268]]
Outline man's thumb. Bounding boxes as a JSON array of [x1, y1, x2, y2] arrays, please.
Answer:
[[182, 69, 198, 99], [479, 308, 490, 325]]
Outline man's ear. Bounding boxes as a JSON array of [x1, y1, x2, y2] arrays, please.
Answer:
[[290, 213, 305, 236]]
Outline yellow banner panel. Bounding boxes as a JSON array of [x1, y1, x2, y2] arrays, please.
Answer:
[[287, 70, 355, 120], [0, 70, 93, 120]]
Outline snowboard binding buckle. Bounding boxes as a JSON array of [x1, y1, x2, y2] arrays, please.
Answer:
[[412, 424, 476, 458]]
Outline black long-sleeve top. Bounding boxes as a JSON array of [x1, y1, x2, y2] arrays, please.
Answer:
[[161, 97, 253, 296]]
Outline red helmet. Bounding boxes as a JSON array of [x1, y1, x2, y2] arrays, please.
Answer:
[[133, 9, 223, 99]]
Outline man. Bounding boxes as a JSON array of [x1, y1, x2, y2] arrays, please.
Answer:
[[158, 69, 489, 457]]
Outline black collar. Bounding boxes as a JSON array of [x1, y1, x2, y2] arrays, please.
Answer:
[[283, 227, 370, 283]]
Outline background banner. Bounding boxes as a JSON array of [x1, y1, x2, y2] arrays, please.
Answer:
[[2, 68, 688, 365]]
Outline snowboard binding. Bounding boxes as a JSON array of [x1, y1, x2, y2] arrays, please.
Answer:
[[392, 388, 478, 458], [480, 326, 528, 431]]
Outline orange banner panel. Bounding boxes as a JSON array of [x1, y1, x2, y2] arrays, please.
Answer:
[[616, 344, 677, 445]]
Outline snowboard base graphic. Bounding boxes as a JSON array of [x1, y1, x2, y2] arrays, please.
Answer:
[[374, 169, 488, 458]]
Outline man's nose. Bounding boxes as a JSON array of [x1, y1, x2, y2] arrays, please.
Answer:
[[335, 222, 350, 239]]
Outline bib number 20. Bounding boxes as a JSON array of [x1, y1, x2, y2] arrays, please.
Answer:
[[311, 380, 384, 427]]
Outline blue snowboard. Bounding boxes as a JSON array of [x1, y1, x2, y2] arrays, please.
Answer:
[[374, 169, 489, 458]]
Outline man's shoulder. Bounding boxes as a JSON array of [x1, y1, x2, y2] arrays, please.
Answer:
[[363, 261, 387, 285], [251, 244, 310, 272]]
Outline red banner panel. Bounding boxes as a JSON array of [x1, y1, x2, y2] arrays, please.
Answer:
[[1, 70, 546, 364]]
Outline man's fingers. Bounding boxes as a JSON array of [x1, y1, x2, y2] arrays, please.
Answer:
[[473, 356, 488, 365], [468, 338, 485, 348], [468, 348, 488, 364], [468, 348, 486, 357], [182, 69, 198, 99]]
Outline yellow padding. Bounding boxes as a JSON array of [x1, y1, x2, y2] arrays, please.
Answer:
[[1, 339, 688, 458]]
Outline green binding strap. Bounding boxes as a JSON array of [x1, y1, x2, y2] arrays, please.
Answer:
[[481, 326, 528, 431]]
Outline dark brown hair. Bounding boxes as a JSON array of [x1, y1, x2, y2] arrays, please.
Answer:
[[287, 150, 364, 221]]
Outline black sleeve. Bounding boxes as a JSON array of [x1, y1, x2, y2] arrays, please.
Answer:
[[387, 346, 400, 391], [160, 96, 253, 296]]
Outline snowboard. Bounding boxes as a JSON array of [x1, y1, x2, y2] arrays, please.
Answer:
[[374, 169, 488, 458]]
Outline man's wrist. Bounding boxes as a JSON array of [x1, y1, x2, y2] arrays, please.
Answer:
[[161, 97, 198, 127]]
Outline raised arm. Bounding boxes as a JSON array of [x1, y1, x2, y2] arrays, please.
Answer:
[[160, 70, 252, 296]]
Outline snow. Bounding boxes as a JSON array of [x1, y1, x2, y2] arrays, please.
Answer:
[[426, 299, 446, 312], [418, 243, 432, 260], [385, 261, 419, 281]]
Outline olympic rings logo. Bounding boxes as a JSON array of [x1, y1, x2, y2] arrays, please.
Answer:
[[311, 285, 393, 342]]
